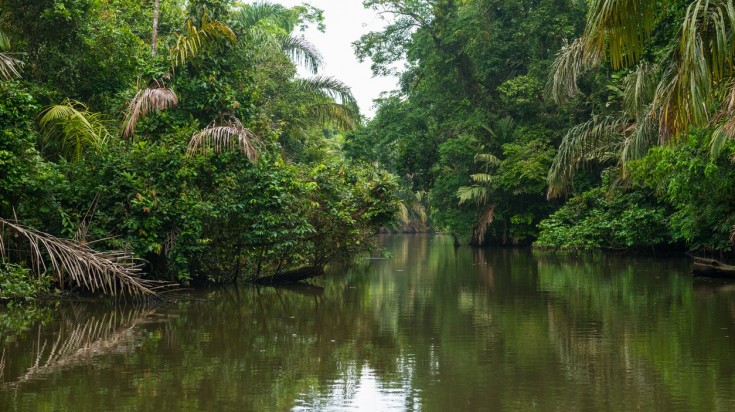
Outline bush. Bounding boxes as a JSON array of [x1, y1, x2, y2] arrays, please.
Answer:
[[534, 184, 674, 252], [0, 263, 53, 302]]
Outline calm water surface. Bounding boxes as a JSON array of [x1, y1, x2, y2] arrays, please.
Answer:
[[2, 234, 735, 411]]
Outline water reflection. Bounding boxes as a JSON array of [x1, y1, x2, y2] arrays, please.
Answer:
[[1, 235, 735, 411]]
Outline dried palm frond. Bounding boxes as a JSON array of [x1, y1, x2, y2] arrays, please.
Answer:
[[1, 306, 165, 388], [0, 218, 175, 296], [0, 51, 22, 80], [473, 204, 496, 246], [187, 115, 260, 160], [121, 79, 178, 139], [0, 29, 22, 80]]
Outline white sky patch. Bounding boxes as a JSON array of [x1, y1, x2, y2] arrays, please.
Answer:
[[274, 0, 400, 117]]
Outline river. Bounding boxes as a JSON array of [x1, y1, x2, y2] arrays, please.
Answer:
[[1, 234, 735, 411]]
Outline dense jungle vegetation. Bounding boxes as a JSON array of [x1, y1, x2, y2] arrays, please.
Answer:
[[351, 0, 735, 253], [0, 0, 399, 298], [3, 0, 735, 299]]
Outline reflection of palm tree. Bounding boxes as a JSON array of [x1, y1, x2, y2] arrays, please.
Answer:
[[0, 304, 170, 388]]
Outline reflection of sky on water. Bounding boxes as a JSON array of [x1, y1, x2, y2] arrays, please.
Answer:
[[294, 363, 419, 411]]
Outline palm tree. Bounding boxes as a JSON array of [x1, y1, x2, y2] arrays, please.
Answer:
[[454, 117, 513, 245], [233, 2, 324, 73], [232, 2, 361, 154], [546, 0, 735, 196], [38, 99, 111, 161]]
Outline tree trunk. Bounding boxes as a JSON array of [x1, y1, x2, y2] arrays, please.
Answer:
[[254, 266, 324, 284], [152, 0, 160, 55], [692, 256, 735, 277]]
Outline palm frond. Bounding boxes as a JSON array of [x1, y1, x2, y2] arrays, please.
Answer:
[[680, 0, 735, 86], [474, 153, 501, 168], [170, 15, 236, 68], [0, 218, 174, 296], [584, 0, 661, 70], [621, 109, 657, 169], [121, 79, 178, 139], [623, 62, 656, 118], [295, 77, 360, 130], [0, 30, 10, 51], [282, 35, 323, 74], [187, 115, 260, 160], [470, 173, 493, 183], [547, 115, 626, 198], [235, 2, 295, 32], [296, 76, 358, 107], [650, 0, 735, 143], [492, 116, 516, 141], [473, 204, 496, 246], [457, 185, 489, 205], [38, 99, 110, 161], [546, 38, 599, 103], [308, 102, 358, 130], [0, 29, 22, 80]]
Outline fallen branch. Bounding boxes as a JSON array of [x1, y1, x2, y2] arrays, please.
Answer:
[[254, 266, 324, 284], [692, 256, 735, 278]]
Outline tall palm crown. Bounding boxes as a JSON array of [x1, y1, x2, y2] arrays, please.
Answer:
[[547, 0, 735, 197]]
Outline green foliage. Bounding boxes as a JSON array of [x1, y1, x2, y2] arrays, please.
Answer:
[[0, 263, 53, 302], [535, 183, 673, 251], [629, 132, 735, 252], [0, 1, 396, 290], [0, 82, 63, 219], [355, 0, 587, 244], [0, 0, 151, 106]]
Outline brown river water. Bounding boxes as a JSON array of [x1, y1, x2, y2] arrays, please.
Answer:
[[1, 234, 735, 411]]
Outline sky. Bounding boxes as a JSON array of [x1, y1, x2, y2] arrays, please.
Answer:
[[273, 0, 400, 117]]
